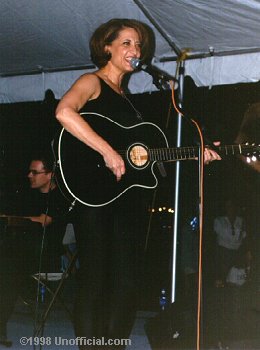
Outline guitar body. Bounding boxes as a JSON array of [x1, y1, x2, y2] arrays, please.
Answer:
[[55, 112, 169, 207]]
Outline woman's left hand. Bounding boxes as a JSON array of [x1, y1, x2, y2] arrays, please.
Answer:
[[204, 141, 222, 164]]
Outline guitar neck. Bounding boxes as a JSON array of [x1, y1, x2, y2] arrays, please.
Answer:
[[149, 144, 254, 162]]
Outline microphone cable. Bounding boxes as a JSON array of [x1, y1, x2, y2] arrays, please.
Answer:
[[170, 80, 205, 350]]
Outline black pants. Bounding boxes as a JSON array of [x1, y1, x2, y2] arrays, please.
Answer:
[[73, 201, 143, 349], [215, 245, 239, 282]]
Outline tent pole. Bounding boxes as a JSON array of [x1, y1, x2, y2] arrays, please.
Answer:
[[170, 60, 185, 303], [133, 0, 181, 56]]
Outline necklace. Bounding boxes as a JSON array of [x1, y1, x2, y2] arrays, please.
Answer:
[[100, 72, 122, 94], [99, 71, 143, 121], [121, 91, 143, 121]]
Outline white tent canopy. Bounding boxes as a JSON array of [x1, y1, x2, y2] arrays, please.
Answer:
[[0, 0, 260, 103]]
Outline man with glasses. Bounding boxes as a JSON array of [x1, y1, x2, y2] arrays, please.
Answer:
[[0, 154, 69, 347]]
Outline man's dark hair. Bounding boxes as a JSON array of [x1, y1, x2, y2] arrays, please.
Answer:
[[31, 153, 54, 173], [90, 18, 155, 68]]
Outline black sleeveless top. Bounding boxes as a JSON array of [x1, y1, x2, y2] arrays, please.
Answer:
[[80, 77, 141, 126], [78, 76, 146, 209]]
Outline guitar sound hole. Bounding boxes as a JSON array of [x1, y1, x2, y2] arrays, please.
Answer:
[[128, 144, 148, 168]]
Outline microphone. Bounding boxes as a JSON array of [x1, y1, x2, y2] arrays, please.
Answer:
[[130, 58, 178, 89]]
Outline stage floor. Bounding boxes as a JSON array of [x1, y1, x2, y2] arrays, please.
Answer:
[[4, 277, 260, 350]]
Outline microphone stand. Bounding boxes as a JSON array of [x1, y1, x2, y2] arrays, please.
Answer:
[[150, 61, 185, 304], [170, 61, 185, 303], [151, 71, 178, 91]]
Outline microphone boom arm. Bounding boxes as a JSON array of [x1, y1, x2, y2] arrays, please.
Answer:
[[130, 58, 178, 90]]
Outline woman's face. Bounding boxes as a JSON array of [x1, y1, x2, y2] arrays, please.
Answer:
[[105, 27, 141, 73]]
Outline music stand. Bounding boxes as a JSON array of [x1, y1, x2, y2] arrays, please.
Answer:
[[33, 250, 78, 337]]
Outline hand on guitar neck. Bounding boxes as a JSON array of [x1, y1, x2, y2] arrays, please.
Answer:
[[203, 141, 221, 164]]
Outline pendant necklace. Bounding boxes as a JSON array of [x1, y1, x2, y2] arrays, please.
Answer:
[[101, 72, 143, 122], [121, 91, 143, 121]]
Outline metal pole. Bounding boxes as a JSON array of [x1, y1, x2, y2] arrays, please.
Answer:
[[170, 61, 185, 303]]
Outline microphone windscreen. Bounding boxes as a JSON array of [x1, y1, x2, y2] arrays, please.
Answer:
[[130, 58, 141, 69]]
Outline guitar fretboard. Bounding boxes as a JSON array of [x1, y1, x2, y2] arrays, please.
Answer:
[[148, 144, 256, 162]]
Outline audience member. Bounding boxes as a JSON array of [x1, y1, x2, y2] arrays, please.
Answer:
[[213, 198, 250, 288]]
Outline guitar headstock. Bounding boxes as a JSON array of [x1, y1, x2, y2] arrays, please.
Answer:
[[241, 143, 260, 162]]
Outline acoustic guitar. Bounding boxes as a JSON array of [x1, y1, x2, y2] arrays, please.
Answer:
[[53, 112, 259, 207]]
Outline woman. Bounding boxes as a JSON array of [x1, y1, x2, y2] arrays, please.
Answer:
[[56, 18, 220, 349]]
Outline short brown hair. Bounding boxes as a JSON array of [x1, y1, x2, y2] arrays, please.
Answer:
[[30, 153, 54, 173], [90, 18, 155, 68]]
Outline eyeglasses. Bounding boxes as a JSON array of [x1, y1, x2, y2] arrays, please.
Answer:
[[28, 170, 48, 176]]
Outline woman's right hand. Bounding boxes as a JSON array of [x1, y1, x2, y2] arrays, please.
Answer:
[[103, 150, 125, 181]]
